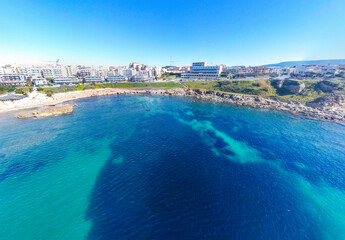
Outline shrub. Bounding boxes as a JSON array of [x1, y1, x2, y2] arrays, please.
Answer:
[[45, 90, 53, 97], [263, 86, 270, 92], [0, 86, 15, 94], [256, 80, 266, 87], [23, 87, 29, 93], [15, 89, 23, 94], [43, 88, 53, 97]]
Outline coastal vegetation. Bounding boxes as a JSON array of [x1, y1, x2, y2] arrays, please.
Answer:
[[0, 86, 34, 95], [182, 80, 345, 102], [15, 87, 34, 95], [183, 80, 275, 96], [32, 79, 345, 103], [0, 86, 16, 95], [38, 82, 182, 94], [156, 72, 180, 80]]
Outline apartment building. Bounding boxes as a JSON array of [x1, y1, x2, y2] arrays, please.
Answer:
[[123, 69, 136, 78]]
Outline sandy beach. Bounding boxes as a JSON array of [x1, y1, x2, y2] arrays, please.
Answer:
[[0, 88, 171, 114]]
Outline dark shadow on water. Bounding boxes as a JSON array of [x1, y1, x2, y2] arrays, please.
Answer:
[[0, 162, 30, 182], [86, 113, 321, 240]]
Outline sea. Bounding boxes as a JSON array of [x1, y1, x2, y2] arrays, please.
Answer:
[[0, 94, 344, 240]]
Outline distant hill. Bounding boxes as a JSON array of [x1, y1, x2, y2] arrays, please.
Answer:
[[264, 59, 345, 67], [162, 66, 177, 69]]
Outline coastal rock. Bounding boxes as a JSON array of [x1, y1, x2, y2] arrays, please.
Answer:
[[316, 81, 339, 93], [164, 88, 345, 123], [15, 104, 74, 119], [307, 94, 345, 108], [272, 80, 305, 94], [193, 89, 204, 95]]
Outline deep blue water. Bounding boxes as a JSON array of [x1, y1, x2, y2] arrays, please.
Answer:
[[0, 95, 344, 240]]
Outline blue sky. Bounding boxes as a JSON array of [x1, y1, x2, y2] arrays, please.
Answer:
[[0, 0, 344, 66]]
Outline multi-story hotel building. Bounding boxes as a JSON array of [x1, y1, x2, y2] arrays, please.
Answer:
[[30, 68, 42, 78], [0, 74, 27, 86], [181, 62, 222, 80], [41, 66, 67, 79], [53, 77, 79, 84], [84, 76, 105, 83]]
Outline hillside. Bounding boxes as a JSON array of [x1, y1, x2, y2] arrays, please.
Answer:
[[264, 59, 345, 67], [183, 80, 345, 102]]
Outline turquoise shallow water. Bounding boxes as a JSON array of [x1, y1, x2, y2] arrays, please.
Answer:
[[0, 95, 344, 239]]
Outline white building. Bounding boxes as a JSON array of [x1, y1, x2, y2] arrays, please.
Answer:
[[77, 66, 107, 77], [0, 74, 27, 86], [84, 76, 105, 82], [77, 67, 92, 77], [65, 65, 77, 76], [97, 66, 109, 77], [1, 66, 16, 74], [18, 67, 30, 76], [107, 75, 127, 82], [181, 62, 222, 80], [129, 62, 141, 71], [30, 68, 42, 77], [53, 77, 79, 84], [131, 75, 149, 82], [322, 67, 337, 74], [296, 66, 307, 74], [123, 69, 136, 78], [108, 67, 127, 77], [41, 66, 67, 79], [153, 67, 162, 77], [31, 76, 48, 85]]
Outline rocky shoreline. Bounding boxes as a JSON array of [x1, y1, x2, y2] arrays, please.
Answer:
[[1, 88, 345, 123], [164, 88, 345, 123], [127, 88, 345, 123]]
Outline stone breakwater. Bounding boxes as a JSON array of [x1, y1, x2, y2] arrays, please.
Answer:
[[1, 88, 345, 123]]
